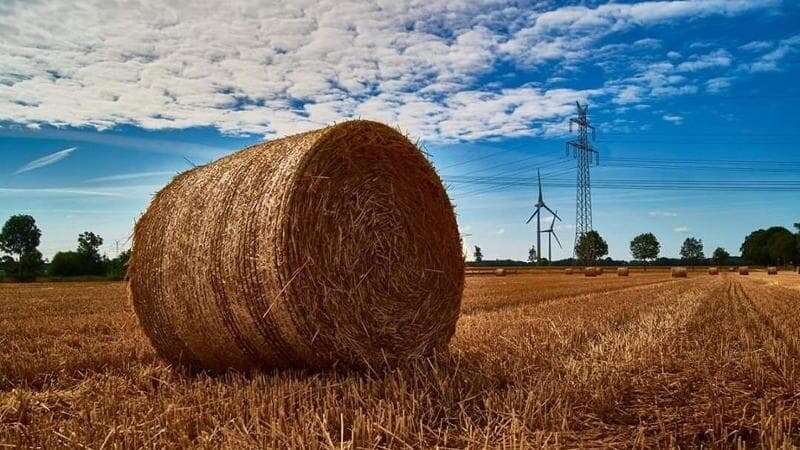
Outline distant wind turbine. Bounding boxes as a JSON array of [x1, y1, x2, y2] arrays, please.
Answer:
[[525, 170, 561, 263]]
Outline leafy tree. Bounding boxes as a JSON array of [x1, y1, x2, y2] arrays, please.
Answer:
[[107, 249, 132, 280], [769, 232, 796, 266], [0, 215, 44, 281], [78, 232, 103, 258], [48, 251, 85, 277], [49, 231, 108, 277], [741, 226, 798, 265], [712, 247, 730, 266], [679, 237, 704, 265], [630, 233, 660, 270], [575, 230, 608, 264], [527, 245, 537, 264], [473, 246, 483, 263]]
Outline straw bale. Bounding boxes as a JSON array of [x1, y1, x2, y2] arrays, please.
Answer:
[[617, 267, 629, 276], [564, 268, 574, 275], [708, 267, 719, 275], [671, 267, 688, 278], [584, 267, 597, 277], [767, 266, 778, 275], [128, 120, 464, 371], [739, 266, 749, 275], [494, 268, 506, 277]]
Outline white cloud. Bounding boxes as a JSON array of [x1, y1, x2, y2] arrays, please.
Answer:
[[662, 114, 684, 124], [494, 228, 505, 235], [648, 211, 678, 217], [740, 33, 800, 73], [0, 0, 776, 141], [84, 171, 176, 183], [706, 77, 734, 93], [675, 49, 732, 72], [666, 51, 682, 59], [13, 147, 76, 175], [739, 40, 772, 52], [673, 226, 690, 233]]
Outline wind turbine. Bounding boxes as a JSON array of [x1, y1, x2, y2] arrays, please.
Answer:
[[543, 210, 562, 262], [525, 170, 561, 263]]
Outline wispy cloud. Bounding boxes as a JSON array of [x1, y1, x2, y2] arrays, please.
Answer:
[[673, 226, 690, 233], [84, 171, 176, 183], [13, 147, 76, 175], [662, 114, 684, 125], [649, 211, 678, 218], [0, 187, 120, 197]]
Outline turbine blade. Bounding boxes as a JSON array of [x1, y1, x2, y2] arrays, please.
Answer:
[[525, 209, 539, 224], [544, 205, 561, 221], [553, 232, 562, 249]]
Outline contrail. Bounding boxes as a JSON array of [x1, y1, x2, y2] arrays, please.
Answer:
[[14, 147, 77, 175]]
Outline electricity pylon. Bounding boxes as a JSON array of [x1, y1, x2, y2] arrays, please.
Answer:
[[566, 101, 598, 254], [526, 170, 561, 263]]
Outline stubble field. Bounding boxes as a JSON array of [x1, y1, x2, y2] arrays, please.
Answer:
[[1, 270, 799, 448]]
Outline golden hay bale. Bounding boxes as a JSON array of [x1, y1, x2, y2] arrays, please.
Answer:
[[739, 266, 749, 275], [564, 268, 574, 275], [596, 267, 604, 275], [127, 120, 464, 372], [494, 268, 507, 277], [767, 266, 778, 275], [671, 267, 688, 278], [708, 267, 719, 275], [729, 266, 736, 272], [584, 267, 597, 277], [617, 267, 629, 276]]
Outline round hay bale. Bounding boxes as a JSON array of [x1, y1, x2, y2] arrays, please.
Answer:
[[708, 267, 719, 275], [671, 267, 688, 278], [729, 266, 736, 272], [767, 266, 778, 275], [564, 268, 574, 275], [494, 268, 507, 277], [128, 120, 464, 372], [617, 267, 629, 276], [584, 267, 597, 277], [739, 266, 749, 275]]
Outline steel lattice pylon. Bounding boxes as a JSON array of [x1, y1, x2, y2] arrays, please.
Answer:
[[566, 102, 598, 255]]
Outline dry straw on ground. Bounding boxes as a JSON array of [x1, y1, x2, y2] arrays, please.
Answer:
[[708, 267, 719, 275], [739, 266, 750, 275], [767, 267, 778, 275], [617, 267, 629, 276], [128, 120, 464, 372], [671, 267, 688, 278]]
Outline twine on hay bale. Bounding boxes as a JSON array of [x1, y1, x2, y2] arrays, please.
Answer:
[[767, 266, 778, 275], [671, 267, 688, 278], [708, 267, 719, 275], [617, 267, 629, 276], [127, 120, 464, 372], [739, 266, 750, 275], [494, 268, 507, 277]]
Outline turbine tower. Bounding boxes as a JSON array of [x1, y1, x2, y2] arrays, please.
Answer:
[[526, 170, 561, 263], [542, 210, 562, 262], [566, 101, 598, 254]]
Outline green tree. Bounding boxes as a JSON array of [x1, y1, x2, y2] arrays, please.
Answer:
[[712, 247, 730, 266], [107, 249, 132, 280], [769, 232, 796, 266], [630, 233, 660, 270], [680, 237, 705, 266], [575, 230, 608, 264], [741, 226, 798, 265], [473, 246, 483, 263], [0, 215, 44, 281], [527, 245, 537, 264]]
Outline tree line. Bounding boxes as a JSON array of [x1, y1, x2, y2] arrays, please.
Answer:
[[470, 221, 800, 267], [0, 215, 130, 282]]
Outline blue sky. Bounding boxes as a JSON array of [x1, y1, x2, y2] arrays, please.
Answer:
[[1, 0, 799, 261]]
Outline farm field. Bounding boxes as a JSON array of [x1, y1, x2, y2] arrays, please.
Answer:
[[2, 271, 800, 448]]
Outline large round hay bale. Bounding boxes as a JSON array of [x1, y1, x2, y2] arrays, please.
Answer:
[[739, 266, 749, 275], [596, 267, 604, 275], [128, 120, 464, 372], [767, 266, 778, 275], [584, 267, 597, 277], [617, 267, 629, 276], [494, 268, 507, 277], [564, 268, 574, 275], [708, 267, 719, 275], [671, 267, 688, 278], [728, 266, 736, 272]]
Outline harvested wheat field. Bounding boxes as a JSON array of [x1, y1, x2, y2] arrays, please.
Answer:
[[2, 272, 800, 448]]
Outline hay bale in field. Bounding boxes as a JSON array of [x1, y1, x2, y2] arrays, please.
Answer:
[[584, 267, 597, 277], [739, 266, 749, 275], [671, 267, 688, 278], [127, 120, 464, 372], [708, 267, 719, 275], [564, 268, 574, 275], [617, 267, 629, 276], [596, 267, 604, 275], [729, 266, 736, 272], [767, 266, 778, 275], [494, 268, 507, 277]]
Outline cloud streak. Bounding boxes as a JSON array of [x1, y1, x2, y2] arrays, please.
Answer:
[[84, 171, 177, 183], [13, 147, 77, 175]]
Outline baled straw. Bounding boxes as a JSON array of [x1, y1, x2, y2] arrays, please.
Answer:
[[584, 267, 597, 277], [564, 268, 574, 275], [739, 266, 750, 275], [494, 268, 507, 277], [729, 267, 736, 272], [671, 267, 688, 278], [767, 266, 778, 275], [617, 267, 629, 276], [708, 267, 719, 275], [128, 120, 464, 372]]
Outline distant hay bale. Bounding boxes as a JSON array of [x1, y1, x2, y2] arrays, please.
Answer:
[[671, 267, 688, 278], [596, 267, 604, 275], [729, 267, 736, 272], [767, 266, 778, 275], [617, 267, 629, 276], [564, 268, 574, 275], [708, 267, 719, 275], [584, 267, 597, 277], [739, 266, 749, 275], [494, 268, 507, 277], [127, 120, 464, 372]]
